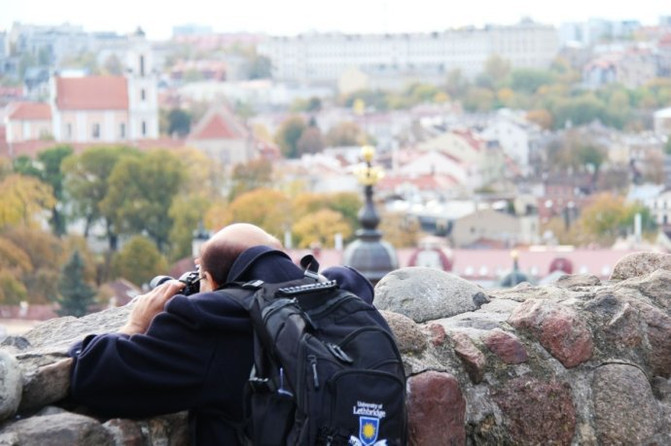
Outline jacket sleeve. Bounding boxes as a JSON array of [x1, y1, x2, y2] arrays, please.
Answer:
[[68, 294, 250, 419]]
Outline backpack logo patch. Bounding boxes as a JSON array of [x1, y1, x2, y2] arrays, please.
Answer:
[[350, 402, 388, 445], [359, 416, 380, 445]]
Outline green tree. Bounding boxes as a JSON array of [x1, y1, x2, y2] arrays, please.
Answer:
[[484, 55, 511, 89], [552, 95, 607, 129], [168, 195, 211, 261], [247, 54, 272, 79], [63, 146, 140, 249], [58, 250, 96, 317], [464, 87, 495, 112], [166, 108, 192, 137], [275, 116, 307, 158], [510, 68, 554, 94], [112, 236, 168, 287], [101, 150, 184, 252], [445, 69, 470, 100]]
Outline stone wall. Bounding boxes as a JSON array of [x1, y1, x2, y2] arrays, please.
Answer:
[[2, 251, 671, 445]]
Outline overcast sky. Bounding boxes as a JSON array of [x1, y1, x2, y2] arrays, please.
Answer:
[[1, 0, 669, 39]]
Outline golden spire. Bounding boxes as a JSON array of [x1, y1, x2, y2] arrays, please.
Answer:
[[354, 145, 384, 186]]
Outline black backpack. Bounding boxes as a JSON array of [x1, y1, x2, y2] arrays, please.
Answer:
[[223, 256, 407, 446]]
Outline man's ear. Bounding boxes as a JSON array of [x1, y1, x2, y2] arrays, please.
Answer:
[[200, 271, 218, 293]]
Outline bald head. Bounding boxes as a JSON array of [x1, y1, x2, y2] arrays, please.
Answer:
[[199, 223, 282, 288]]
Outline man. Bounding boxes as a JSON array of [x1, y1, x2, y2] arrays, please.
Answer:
[[68, 223, 374, 445]]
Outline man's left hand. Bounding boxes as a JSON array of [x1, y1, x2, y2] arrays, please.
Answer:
[[119, 280, 185, 335]]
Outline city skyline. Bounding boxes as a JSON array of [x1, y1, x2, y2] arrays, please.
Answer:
[[1, 0, 669, 40]]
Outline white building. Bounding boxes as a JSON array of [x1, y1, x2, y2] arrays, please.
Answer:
[[654, 107, 671, 136], [479, 118, 531, 175], [258, 21, 559, 86]]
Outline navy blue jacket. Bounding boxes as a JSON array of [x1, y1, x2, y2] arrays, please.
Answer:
[[68, 246, 374, 445]]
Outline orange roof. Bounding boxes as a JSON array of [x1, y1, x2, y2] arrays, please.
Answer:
[[8, 102, 52, 120], [55, 76, 128, 110], [189, 105, 248, 140]]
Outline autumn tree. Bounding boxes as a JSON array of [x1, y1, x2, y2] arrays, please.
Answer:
[[325, 122, 365, 147], [13, 145, 73, 236], [229, 158, 274, 201], [0, 237, 31, 304], [2, 227, 81, 303], [112, 236, 168, 287], [292, 209, 352, 249], [296, 125, 325, 156], [576, 193, 629, 245], [101, 150, 184, 252], [207, 188, 291, 240], [57, 250, 96, 317], [0, 174, 55, 229]]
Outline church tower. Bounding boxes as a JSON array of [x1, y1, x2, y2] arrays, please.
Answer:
[[125, 27, 159, 140]]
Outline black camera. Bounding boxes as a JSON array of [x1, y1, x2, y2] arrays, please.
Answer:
[[149, 270, 201, 296]]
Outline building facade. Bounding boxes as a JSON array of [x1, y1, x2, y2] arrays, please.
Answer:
[[257, 21, 559, 86]]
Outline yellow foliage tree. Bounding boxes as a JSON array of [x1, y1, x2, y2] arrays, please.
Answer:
[[576, 193, 628, 245], [0, 174, 55, 229], [292, 209, 352, 249], [206, 188, 291, 239]]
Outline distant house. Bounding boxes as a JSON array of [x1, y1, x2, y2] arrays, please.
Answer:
[[647, 189, 671, 226], [583, 49, 657, 89], [186, 104, 255, 166], [450, 208, 540, 248], [654, 107, 671, 136], [4, 102, 52, 144], [479, 118, 531, 174]]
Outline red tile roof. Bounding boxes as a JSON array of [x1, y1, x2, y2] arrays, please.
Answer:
[[189, 105, 249, 141], [8, 102, 52, 120], [55, 76, 128, 110]]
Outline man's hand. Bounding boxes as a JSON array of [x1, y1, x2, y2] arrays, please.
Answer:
[[119, 280, 186, 335]]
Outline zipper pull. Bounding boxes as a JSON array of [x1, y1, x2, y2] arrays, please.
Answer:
[[309, 355, 319, 389]]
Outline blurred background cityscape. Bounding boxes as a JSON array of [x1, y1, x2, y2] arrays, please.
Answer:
[[1, 6, 671, 334]]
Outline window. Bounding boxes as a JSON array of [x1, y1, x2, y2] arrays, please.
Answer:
[[92, 123, 100, 139], [66, 123, 72, 139], [120, 123, 126, 139], [142, 121, 147, 136], [140, 55, 145, 77], [141, 89, 146, 101]]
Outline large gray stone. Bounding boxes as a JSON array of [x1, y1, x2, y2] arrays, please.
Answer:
[[610, 251, 671, 281], [592, 363, 660, 444], [0, 412, 114, 446], [375, 267, 487, 322], [0, 350, 21, 421]]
